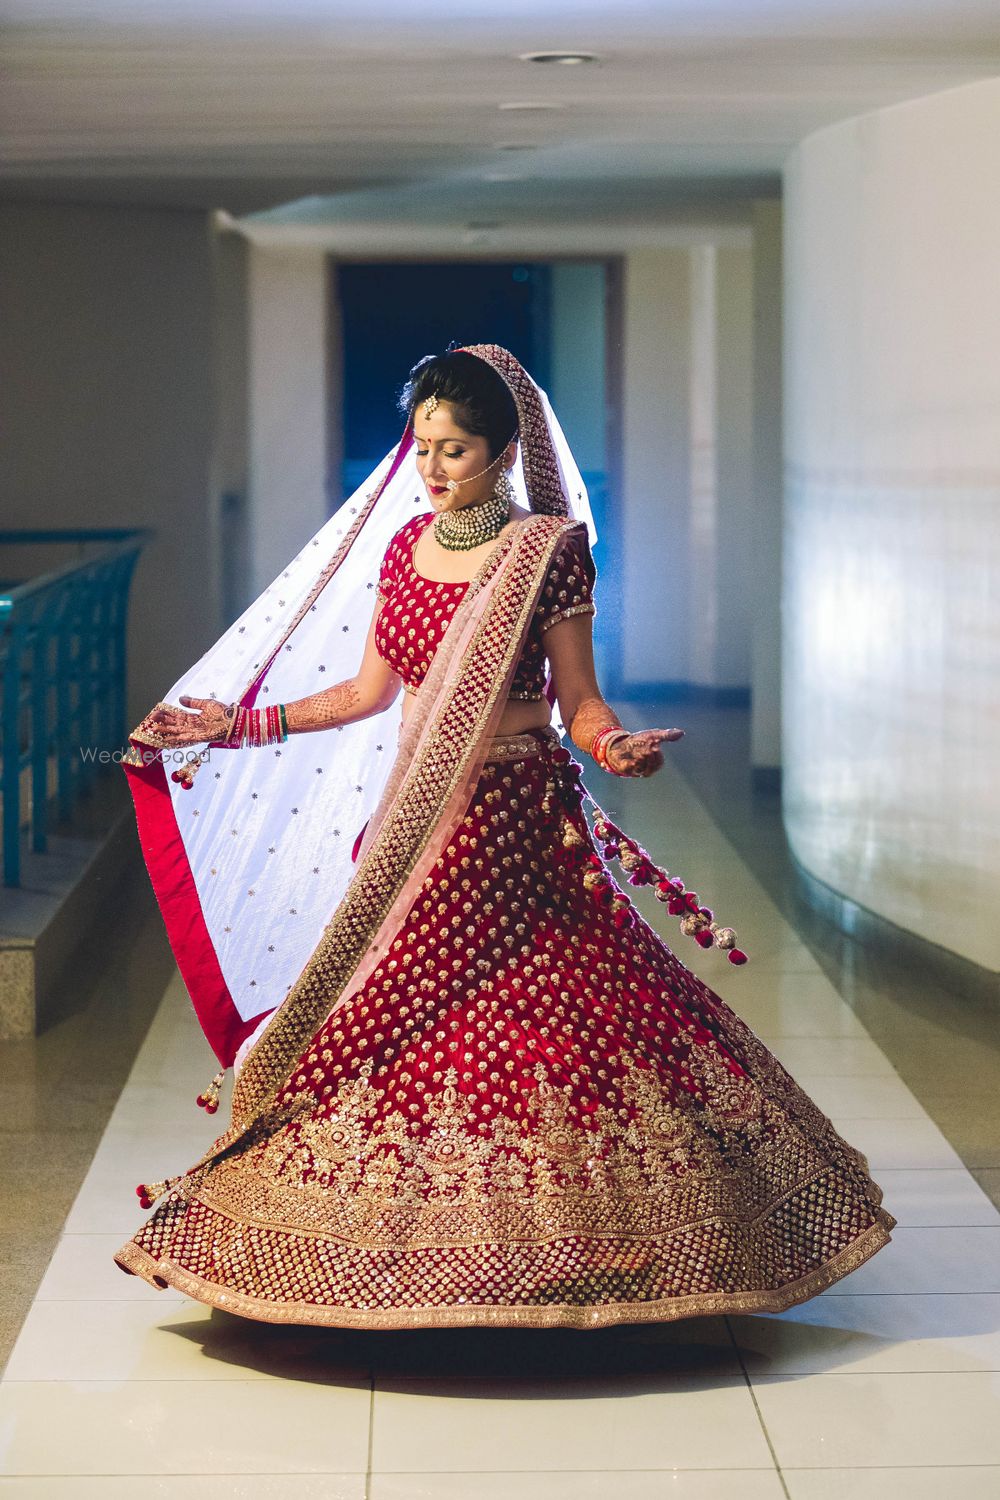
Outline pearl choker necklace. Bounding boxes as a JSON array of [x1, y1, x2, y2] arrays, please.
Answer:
[[433, 484, 510, 551]]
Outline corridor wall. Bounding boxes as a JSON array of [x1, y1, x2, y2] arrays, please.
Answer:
[[0, 201, 216, 731], [783, 77, 1000, 971], [620, 241, 755, 696]]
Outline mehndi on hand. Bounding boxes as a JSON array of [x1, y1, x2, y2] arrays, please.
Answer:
[[147, 695, 233, 748], [606, 727, 685, 778]]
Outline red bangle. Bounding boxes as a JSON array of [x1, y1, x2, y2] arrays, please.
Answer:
[[592, 727, 619, 765], [592, 727, 630, 773], [227, 704, 289, 749], [223, 702, 289, 750]]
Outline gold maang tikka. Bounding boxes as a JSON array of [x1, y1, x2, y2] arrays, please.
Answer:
[[422, 394, 439, 417]]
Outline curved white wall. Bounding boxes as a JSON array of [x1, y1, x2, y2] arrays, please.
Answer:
[[783, 78, 1000, 972]]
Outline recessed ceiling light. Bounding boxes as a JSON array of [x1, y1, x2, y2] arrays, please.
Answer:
[[518, 51, 600, 66], [497, 101, 566, 112]]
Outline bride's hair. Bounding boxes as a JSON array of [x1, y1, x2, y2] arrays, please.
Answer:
[[398, 347, 519, 460]]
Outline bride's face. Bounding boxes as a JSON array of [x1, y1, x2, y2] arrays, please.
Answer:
[[412, 401, 510, 513]]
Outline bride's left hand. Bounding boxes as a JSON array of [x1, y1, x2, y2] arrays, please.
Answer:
[[607, 727, 684, 778]]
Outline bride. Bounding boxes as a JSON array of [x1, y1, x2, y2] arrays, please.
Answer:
[[115, 343, 896, 1328]]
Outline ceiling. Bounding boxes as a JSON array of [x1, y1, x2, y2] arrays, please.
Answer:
[[3, 1, 1000, 230]]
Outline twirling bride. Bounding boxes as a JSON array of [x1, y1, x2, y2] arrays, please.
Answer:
[[115, 343, 896, 1328]]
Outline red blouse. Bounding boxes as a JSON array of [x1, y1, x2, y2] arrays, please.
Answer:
[[374, 512, 596, 700]]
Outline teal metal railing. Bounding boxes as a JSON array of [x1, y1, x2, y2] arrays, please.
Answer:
[[0, 528, 152, 888]]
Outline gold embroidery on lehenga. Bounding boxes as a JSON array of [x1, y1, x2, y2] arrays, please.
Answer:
[[114, 350, 898, 1328], [178, 1040, 855, 1261], [122, 992, 895, 1325], [684, 1042, 764, 1132], [116, 549, 897, 1327]]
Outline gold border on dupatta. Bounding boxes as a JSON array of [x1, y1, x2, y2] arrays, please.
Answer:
[[459, 344, 570, 520]]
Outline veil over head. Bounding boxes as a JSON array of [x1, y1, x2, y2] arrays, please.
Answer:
[[124, 344, 598, 1070]]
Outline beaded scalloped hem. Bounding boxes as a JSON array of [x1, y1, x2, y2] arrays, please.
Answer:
[[113, 1207, 896, 1331]]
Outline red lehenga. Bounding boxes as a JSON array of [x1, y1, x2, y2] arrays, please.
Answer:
[[114, 507, 897, 1328]]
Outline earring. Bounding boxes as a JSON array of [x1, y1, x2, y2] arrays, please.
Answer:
[[494, 469, 515, 507]]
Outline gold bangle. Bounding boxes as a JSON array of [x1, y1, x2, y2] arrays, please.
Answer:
[[222, 702, 239, 743]]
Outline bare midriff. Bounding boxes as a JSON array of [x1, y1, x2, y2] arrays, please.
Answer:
[[400, 690, 553, 737]]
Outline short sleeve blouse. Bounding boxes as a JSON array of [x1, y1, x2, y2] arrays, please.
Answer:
[[531, 525, 597, 635]]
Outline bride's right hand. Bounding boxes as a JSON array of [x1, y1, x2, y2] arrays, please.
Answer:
[[147, 695, 232, 747]]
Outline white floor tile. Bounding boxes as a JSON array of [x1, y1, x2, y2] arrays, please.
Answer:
[[640, 912, 817, 983], [729, 1292, 1000, 1373], [3, 1300, 370, 1385], [716, 945, 823, 975], [704, 960, 825, 1000], [371, 1472, 787, 1499], [720, 976, 868, 1040], [783, 1468, 1000, 1500], [699, 934, 820, 973], [789, 1073, 930, 1120], [34, 1235, 187, 1303], [819, 1227, 1000, 1295], [62, 1133, 217, 1236], [3, 1301, 217, 1383], [370, 1374, 773, 1473], [108, 1080, 232, 1134], [123, 995, 217, 1091], [758, 1037, 900, 1076], [121, 1029, 214, 1088], [830, 1116, 965, 1170], [859, 1169, 1000, 1226], [667, 934, 822, 988], [752, 1371, 1000, 1467], [0, 1379, 370, 1475], [715, 909, 829, 951], [0, 1480, 363, 1499]]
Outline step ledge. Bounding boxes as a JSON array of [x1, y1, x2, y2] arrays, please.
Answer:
[[0, 791, 139, 1038]]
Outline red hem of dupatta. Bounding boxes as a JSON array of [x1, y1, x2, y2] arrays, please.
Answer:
[[123, 748, 265, 1067], [120, 435, 419, 1068]]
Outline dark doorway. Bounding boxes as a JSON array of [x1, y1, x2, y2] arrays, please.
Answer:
[[329, 256, 619, 682], [335, 261, 551, 496]]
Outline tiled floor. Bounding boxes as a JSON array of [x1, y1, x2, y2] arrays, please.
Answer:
[[2, 705, 999, 1496]]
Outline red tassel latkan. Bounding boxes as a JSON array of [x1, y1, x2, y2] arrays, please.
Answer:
[[170, 755, 202, 789], [134, 1067, 228, 1214], [196, 1069, 227, 1114], [135, 1174, 185, 1210], [586, 794, 748, 964]]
